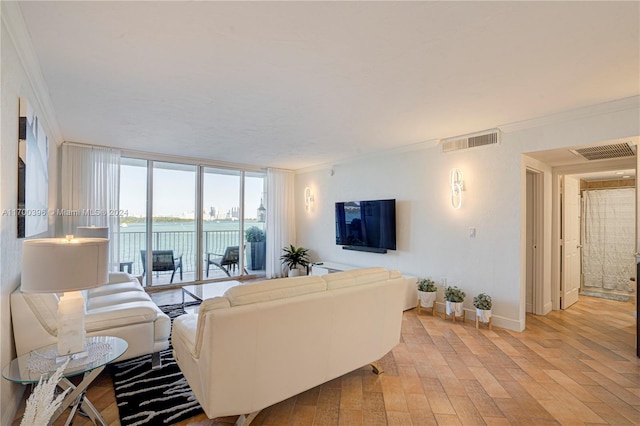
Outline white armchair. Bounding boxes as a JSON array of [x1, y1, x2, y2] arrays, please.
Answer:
[[11, 272, 170, 362]]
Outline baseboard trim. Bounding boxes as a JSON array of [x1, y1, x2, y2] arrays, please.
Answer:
[[431, 303, 523, 332]]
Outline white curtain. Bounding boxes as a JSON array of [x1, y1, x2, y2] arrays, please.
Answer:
[[265, 168, 296, 278], [61, 143, 120, 271], [582, 188, 635, 292]]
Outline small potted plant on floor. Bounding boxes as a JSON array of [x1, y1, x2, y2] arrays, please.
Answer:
[[473, 293, 492, 328], [281, 244, 310, 277], [417, 278, 437, 314], [444, 285, 466, 318]]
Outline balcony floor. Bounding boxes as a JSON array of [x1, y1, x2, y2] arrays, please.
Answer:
[[139, 267, 265, 287]]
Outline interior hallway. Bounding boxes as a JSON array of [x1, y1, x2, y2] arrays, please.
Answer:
[[11, 294, 639, 425]]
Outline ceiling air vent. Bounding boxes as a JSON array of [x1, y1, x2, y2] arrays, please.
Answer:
[[570, 142, 636, 161], [441, 129, 500, 153]]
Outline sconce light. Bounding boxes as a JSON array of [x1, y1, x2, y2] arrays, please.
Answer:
[[450, 168, 463, 209], [304, 187, 314, 212]]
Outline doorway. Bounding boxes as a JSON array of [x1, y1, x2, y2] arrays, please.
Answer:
[[576, 176, 636, 302], [522, 137, 638, 357]]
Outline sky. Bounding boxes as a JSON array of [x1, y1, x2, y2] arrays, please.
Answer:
[[120, 163, 265, 218]]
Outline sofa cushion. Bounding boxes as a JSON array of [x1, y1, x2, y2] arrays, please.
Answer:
[[223, 275, 326, 306], [88, 280, 143, 298], [86, 291, 151, 310], [322, 267, 392, 290], [85, 302, 159, 331]]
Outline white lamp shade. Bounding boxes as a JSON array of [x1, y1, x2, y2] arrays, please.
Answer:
[[76, 226, 109, 239], [21, 237, 109, 293]]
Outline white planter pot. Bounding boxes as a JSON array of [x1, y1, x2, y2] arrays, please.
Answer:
[[445, 301, 464, 316], [418, 291, 437, 307], [476, 308, 492, 323], [288, 269, 300, 277]]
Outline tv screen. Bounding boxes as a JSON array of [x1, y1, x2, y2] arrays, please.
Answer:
[[335, 199, 396, 252]]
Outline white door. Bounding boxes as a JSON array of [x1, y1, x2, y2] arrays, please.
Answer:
[[562, 176, 581, 309]]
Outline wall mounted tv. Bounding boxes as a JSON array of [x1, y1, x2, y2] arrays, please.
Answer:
[[335, 199, 396, 254]]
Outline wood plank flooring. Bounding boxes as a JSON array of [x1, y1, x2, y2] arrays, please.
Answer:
[[11, 294, 639, 425]]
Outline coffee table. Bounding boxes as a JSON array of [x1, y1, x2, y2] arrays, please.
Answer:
[[182, 280, 242, 308], [3, 335, 127, 425]]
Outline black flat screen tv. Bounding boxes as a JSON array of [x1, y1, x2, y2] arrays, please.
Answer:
[[335, 199, 396, 253]]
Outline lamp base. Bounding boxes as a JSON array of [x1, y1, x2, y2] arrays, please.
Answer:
[[56, 350, 89, 365], [57, 291, 86, 356]]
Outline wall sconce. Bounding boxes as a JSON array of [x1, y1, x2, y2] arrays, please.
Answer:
[[304, 187, 314, 212], [450, 169, 463, 209]]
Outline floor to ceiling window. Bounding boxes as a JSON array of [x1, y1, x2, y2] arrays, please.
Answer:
[[244, 172, 267, 275], [151, 162, 197, 285], [119, 155, 266, 287], [119, 158, 148, 278], [202, 168, 242, 279]]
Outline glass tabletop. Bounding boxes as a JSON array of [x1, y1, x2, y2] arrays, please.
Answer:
[[2, 336, 128, 384], [182, 280, 243, 301]]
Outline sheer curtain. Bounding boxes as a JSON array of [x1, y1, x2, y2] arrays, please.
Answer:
[[61, 143, 120, 271], [265, 168, 296, 278], [582, 188, 635, 292]]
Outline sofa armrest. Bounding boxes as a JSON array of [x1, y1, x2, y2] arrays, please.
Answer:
[[85, 302, 159, 332], [172, 313, 198, 355]]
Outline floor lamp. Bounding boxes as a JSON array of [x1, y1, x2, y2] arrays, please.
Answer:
[[21, 236, 109, 360]]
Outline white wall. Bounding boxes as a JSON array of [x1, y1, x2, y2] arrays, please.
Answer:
[[1, 4, 60, 422], [296, 97, 640, 332]]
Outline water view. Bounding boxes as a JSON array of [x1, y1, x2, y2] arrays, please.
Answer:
[[118, 219, 265, 277]]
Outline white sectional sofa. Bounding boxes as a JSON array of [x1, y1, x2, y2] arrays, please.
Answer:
[[11, 272, 171, 362], [171, 267, 405, 421]]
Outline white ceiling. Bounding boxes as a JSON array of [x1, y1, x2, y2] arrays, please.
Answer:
[[17, 1, 640, 170]]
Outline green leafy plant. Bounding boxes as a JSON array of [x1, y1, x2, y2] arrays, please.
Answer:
[[417, 278, 436, 292], [280, 245, 310, 270], [473, 293, 492, 310], [444, 286, 466, 303], [245, 226, 265, 242]]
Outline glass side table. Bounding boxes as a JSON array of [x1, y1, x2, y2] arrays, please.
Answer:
[[2, 335, 127, 426]]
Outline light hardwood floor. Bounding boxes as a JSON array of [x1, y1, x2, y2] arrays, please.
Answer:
[[12, 293, 639, 425]]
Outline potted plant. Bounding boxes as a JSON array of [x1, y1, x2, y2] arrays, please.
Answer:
[[473, 293, 492, 328], [245, 226, 266, 270], [444, 286, 466, 318], [280, 244, 310, 277], [416, 278, 437, 314]]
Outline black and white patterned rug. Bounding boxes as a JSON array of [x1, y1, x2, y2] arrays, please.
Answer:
[[110, 304, 203, 426]]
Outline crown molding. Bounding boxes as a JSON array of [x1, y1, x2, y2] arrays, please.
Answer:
[[2, 1, 63, 144], [499, 96, 640, 134]]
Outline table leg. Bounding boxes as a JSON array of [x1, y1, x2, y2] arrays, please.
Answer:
[[51, 367, 105, 425], [78, 394, 107, 426]]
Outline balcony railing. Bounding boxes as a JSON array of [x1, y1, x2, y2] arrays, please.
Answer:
[[119, 230, 243, 276]]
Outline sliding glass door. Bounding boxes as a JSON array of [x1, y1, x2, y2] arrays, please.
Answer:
[[202, 168, 242, 279], [150, 162, 197, 286], [244, 173, 266, 274], [119, 158, 147, 277], [119, 156, 266, 286]]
